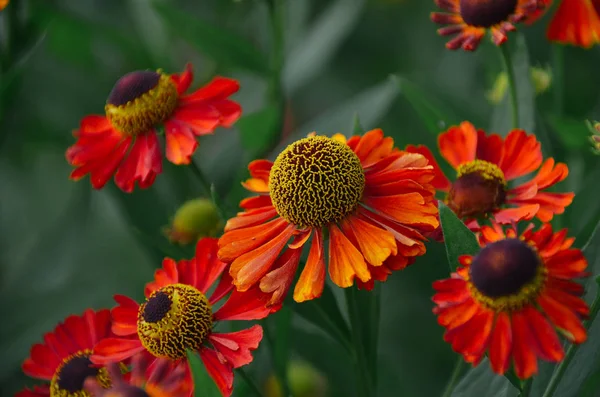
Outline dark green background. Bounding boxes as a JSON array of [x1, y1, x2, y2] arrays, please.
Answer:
[[1, 0, 599, 396]]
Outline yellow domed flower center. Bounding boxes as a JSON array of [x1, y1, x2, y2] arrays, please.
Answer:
[[105, 70, 179, 137], [269, 136, 365, 228], [447, 159, 506, 219], [459, 0, 518, 27], [50, 349, 110, 397], [137, 283, 213, 359], [467, 238, 546, 312]]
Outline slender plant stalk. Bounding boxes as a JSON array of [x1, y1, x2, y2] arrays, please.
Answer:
[[345, 287, 374, 397], [189, 159, 228, 222], [262, 319, 292, 397], [441, 356, 465, 397], [541, 292, 600, 397], [519, 378, 533, 397], [552, 45, 564, 116], [500, 43, 519, 129], [237, 367, 265, 397]]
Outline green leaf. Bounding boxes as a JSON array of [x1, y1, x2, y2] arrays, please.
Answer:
[[452, 359, 519, 397], [438, 201, 480, 272], [237, 106, 281, 157], [291, 283, 352, 354], [153, 2, 269, 75], [187, 350, 222, 397], [283, 0, 367, 93], [490, 34, 535, 134]]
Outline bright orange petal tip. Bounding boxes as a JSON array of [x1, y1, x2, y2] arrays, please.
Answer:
[[547, 0, 600, 48], [66, 64, 242, 193], [431, 0, 541, 51], [18, 309, 117, 397], [218, 129, 439, 306], [432, 223, 589, 379], [90, 237, 267, 397], [407, 121, 573, 228]]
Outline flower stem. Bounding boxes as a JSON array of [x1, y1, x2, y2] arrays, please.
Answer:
[[189, 159, 227, 222], [500, 43, 519, 129], [441, 356, 465, 397], [519, 378, 533, 397], [541, 292, 600, 397], [237, 367, 265, 397], [345, 287, 374, 397]]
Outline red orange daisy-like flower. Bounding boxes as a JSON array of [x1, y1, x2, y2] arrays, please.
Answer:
[[66, 64, 241, 192], [432, 223, 589, 379], [218, 129, 439, 305], [431, 0, 544, 51], [85, 353, 191, 397], [540, 0, 600, 48], [17, 309, 115, 397], [91, 238, 271, 397], [407, 121, 573, 226]]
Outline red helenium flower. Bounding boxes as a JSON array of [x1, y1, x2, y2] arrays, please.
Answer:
[[545, 0, 600, 48], [432, 223, 590, 379], [431, 0, 545, 51], [90, 238, 273, 397], [17, 309, 115, 397], [407, 121, 573, 227], [66, 64, 241, 192], [218, 130, 439, 305]]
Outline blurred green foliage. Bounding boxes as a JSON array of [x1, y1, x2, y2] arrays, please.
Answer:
[[1, 0, 600, 396]]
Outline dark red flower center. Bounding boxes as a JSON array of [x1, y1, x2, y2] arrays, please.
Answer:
[[56, 355, 98, 392], [459, 0, 518, 27], [594, 0, 600, 16], [447, 160, 506, 219], [470, 239, 540, 298], [107, 71, 161, 107], [142, 291, 172, 323]]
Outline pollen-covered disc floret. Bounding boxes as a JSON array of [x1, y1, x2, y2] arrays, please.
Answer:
[[460, 0, 518, 27], [137, 283, 213, 359], [269, 136, 365, 228], [50, 349, 110, 397], [447, 159, 507, 219], [105, 70, 179, 136], [467, 238, 546, 312]]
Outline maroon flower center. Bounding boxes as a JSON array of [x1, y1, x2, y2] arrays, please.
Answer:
[[470, 239, 540, 298], [107, 71, 161, 106], [57, 355, 98, 392], [142, 291, 172, 323], [459, 0, 518, 27]]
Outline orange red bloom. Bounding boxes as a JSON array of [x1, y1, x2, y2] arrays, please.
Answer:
[[17, 309, 115, 397], [432, 223, 589, 379], [90, 238, 272, 397], [218, 130, 439, 305], [431, 0, 544, 51], [66, 64, 241, 192], [407, 121, 573, 226]]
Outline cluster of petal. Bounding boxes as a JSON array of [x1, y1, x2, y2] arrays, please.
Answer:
[[17, 309, 114, 397], [90, 238, 272, 397], [407, 121, 573, 226], [218, 129, 439, 305], [531, 0, 600, 47], [432, 223, 589, 379], [66, 64, 241, 192]]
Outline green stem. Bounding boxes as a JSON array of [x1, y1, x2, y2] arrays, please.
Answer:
[[262, 319, 292, 397], [441, 356, 465, 397], [500, 43, 519, 129], [541, 293, 600, 397], [189, 159, 227, 222], [519, 378, 533, 397], [345, 287, 373, 397], [237, 367, 265, 397], [552, 45, 564, 116]]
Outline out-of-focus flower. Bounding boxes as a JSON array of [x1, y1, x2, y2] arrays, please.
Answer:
[[433, 223, 589, 379], [91, 238, 274, 397], [0, 0, 9, 11], [164, 198, 222, 244], [407, 122, 573, 227], [487, 66, 552, 104], [84, 353, 191, 397], [264, 361, 327, 397], [66, 64, 241, 192], [16, 309, 116, 397], [218, 130, 439, 305], [430, 0, 545, 51]]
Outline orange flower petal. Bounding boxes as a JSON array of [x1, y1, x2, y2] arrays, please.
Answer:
[[436, 297, 480, 329], [364, 193, 439, 228], [438, 122, 478, 168], [547, 0, 600, 48], [328, 224, 370, 287], [538, 294, 587, 343], [488, 312, 512, 375], [225, 207, 278, 231], [405, 144, 451, 191], [523, 306, 564, 362], [260, 247, 302, 305], [164, 120, 198, 165], [90, 338, 145, 365], [499, 129, 542, 181], [294, 230, 326, 302], [199, 348, 234, 397], [511, 310, 539, 379], [493, 204, 539, 224], [219, 218, 289, 262], [340, 216, 397, 267]]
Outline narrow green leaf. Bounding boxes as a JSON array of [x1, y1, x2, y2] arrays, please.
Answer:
[[452, 359, 519, 397], [187, 350, 222, 397], [237, 106, 281, 157], [291, 283, 352, 354], [153, 2, 269, 75], [490, 34, 535, 134], [438, 201, 480, 272]]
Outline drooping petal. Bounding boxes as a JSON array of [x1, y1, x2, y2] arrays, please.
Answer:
[[209, 325, 263, 368], [199, 348, 234, 397], [511, 310, 539, 379], [537, 294, 587, 343], [261, 246, 303, 305], [523, 306, 564, 362], [547, 0, 600, 48], [164, 120, 198, 165], [115, 132, 162, 193], [293, 231, 326, 302], [488, 312, 512, 375], [340, 215, 397, 267], [328, 224, 370, 287], [214, 287, 274, 321]]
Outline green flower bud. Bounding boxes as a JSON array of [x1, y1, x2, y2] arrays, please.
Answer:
[[264, 361, 327, 397], [164, 198, 222, 244], [530, 65, 552, 95]]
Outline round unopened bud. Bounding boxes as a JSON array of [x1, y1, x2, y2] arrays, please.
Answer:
[[264, 361, 327, 397], [530, 66, 552, 95], [486, 72, 508, 105], [165, 198, 222, 244]]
